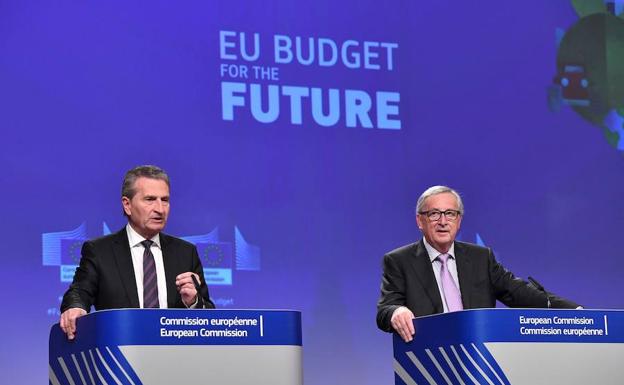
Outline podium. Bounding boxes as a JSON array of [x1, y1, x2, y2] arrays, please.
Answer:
[[393, 309, 624, 385], [49, 309, 302, 385]]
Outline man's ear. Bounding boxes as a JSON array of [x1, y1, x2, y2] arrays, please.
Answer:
[[122, 196, 132, 216], [416, 214, 423, 230]]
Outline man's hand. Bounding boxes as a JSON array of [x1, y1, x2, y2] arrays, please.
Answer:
[[176, 272, 200, 307], [60, 308, 87, 340], [391, 306, 416, 342]]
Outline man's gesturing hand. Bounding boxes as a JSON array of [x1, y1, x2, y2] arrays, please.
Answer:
[[176, 272, 200, 307]]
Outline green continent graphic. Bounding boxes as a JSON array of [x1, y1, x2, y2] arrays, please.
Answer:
[[571, 0, 607, 18], [553, 4, 624, 152]]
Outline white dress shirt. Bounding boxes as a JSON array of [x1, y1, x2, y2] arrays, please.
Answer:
[[423, 238, 461, 313], [126, 224, 168, 308]]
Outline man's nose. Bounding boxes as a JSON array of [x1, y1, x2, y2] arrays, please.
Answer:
[[154, 199, 164, 212], [438, 214, 448, 225]]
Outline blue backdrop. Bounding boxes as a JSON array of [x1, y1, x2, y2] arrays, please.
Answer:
[[2, 1, 623, 384]]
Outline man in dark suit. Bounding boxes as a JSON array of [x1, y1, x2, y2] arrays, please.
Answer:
[[376, 185, 579, 342], [60, 165, 215, 340]]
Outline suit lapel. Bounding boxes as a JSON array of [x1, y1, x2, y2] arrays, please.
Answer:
[[409, 241, 444, 313], [112, 229, 140, 308], [160, 233, 179, 308], [454, 241, 474, 309]]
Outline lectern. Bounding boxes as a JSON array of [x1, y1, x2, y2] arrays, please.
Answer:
[[393, 309, 624, 385], [49, 309, 302, 385]]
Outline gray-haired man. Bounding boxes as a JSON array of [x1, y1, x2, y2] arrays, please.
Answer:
[[377, 185, 579, 342]]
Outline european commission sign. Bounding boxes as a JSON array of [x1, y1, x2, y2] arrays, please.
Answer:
[[42, 223, 261, 286]]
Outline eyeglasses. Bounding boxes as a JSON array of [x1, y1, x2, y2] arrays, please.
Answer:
[[418, 209, 461, 221]]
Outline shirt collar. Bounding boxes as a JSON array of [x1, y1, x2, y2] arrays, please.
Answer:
[[422, 237, 455, 263], [126, 223, 161, 248]]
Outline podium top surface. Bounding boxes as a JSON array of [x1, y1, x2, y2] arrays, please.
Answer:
[[396, 308, 624, 347], [50, 309, 302, 356]]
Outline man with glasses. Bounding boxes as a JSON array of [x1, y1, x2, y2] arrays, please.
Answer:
[[376, 185, 579, 342]]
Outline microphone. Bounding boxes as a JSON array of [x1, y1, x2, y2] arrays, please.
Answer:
[[191, 274, 206, 308], [528, 276, 551, 308]]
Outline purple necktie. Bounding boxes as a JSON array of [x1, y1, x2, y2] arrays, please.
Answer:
[[142, 240, 159, 308], [438, 254, 463, 312]]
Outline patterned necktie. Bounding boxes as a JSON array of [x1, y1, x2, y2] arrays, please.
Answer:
[[438, 254, 463, 312], [142, 240, 159, 308]]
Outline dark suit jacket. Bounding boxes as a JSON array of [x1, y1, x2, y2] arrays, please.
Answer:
[[61, 228, 215, 312], [376, 240, 578, 332]]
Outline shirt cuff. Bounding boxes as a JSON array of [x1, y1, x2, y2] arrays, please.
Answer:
[[185, 295, 199, 309]]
